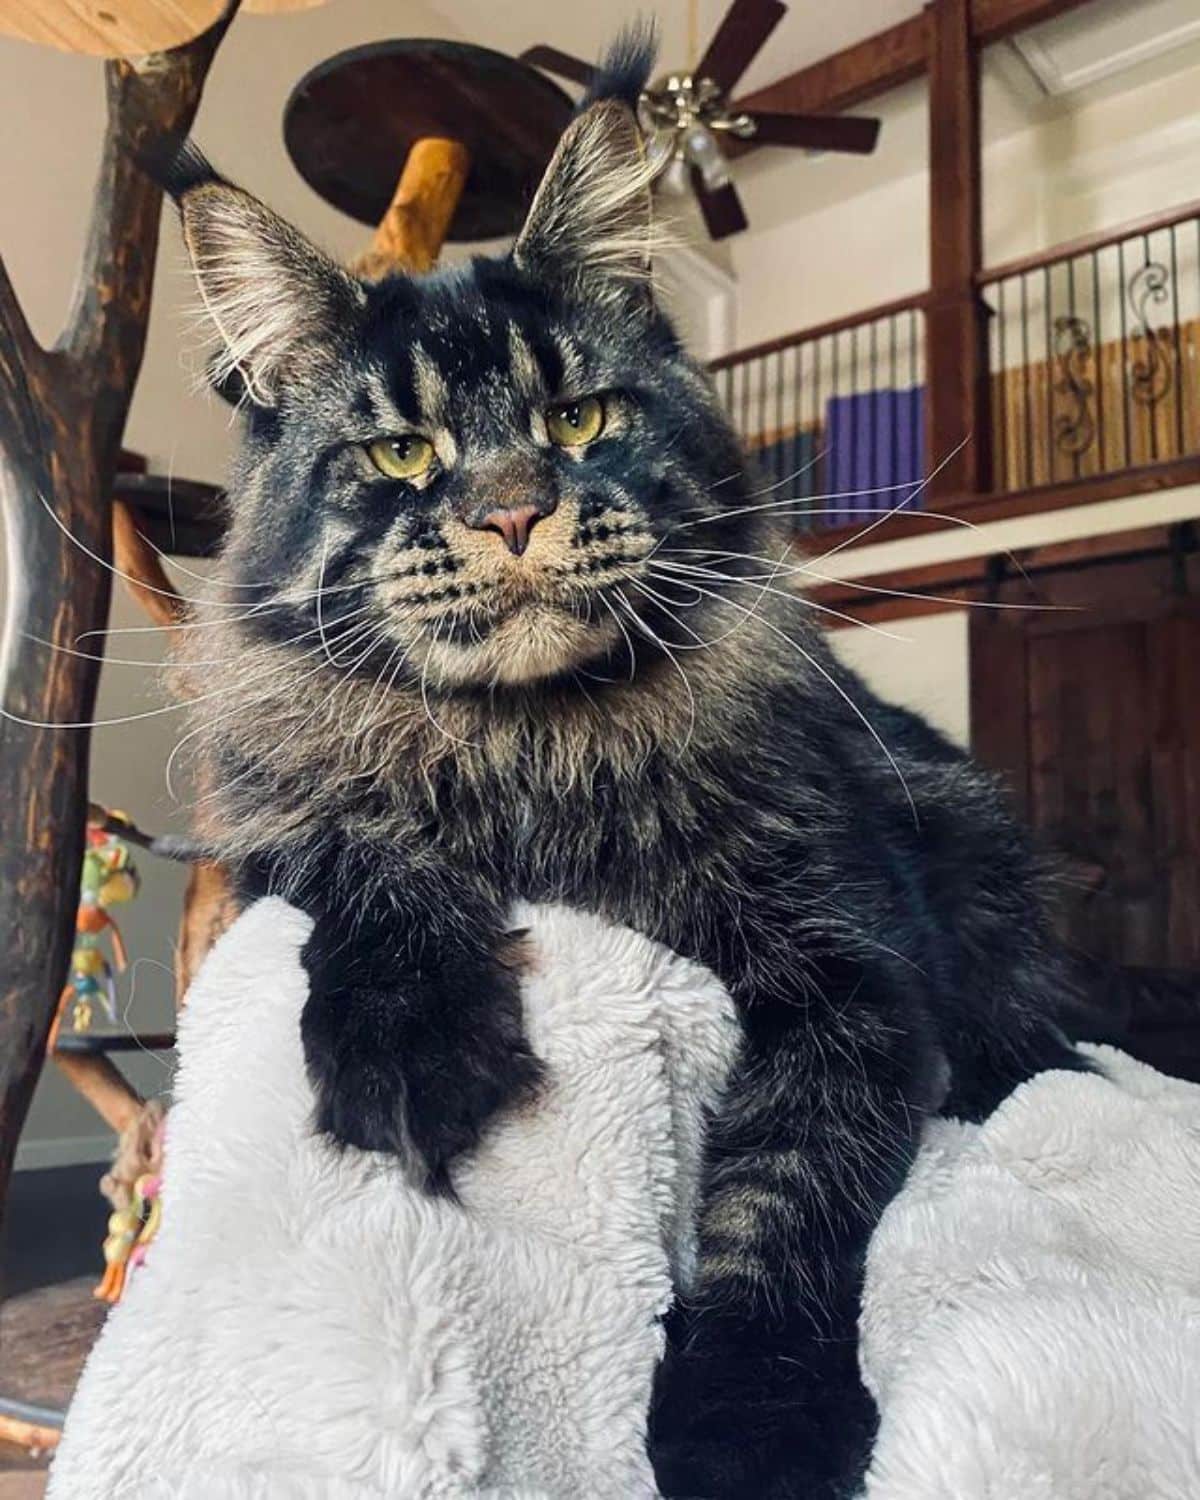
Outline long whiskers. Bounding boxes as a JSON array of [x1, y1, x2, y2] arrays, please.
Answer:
[[2, 606, 374, 735], [684, 472, 956, 533], [38, 492, 265, 612], [661, 574, 919, 823], [40, 492, 371, 640], [27, 604, 373, 670], [651, 560, 912, 640], [598, 591, 640, 682], [612, 586, 698, 754], [661, 547, 1073, 614], [183, 618, 387, 806], [165, 615, 380, 797], [78, 603, 282, 644], [349, 631, 410, 743], [806, 435, 971, 565], [419, 620, 479, 748]]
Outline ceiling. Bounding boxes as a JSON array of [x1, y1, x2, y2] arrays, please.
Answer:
[[422, 0, 1200, 242], [423, 0, 925, 98], [1011, 0, 1200, 95]]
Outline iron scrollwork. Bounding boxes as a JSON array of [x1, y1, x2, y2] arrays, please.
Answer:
[[1128, 259, 1173, 408], [1053, 314, 1095, 456]]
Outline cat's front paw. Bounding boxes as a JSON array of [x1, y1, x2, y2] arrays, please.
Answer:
[[649, 1343, 876, 1500], [301, 959, 543, 1191]]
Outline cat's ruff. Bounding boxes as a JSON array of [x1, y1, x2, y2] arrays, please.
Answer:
[[49, 901, 1200, 1500]]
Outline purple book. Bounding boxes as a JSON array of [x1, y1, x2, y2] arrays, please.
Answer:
[[822, 387, 925, 526]]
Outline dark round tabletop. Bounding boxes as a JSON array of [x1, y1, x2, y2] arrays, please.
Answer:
[[284, 39, 576, 242], [114, 472, 227, 559]]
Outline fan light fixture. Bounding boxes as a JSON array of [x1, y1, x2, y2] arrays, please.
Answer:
[[639, 73, 750, 196], [522, 0, 882, 241]]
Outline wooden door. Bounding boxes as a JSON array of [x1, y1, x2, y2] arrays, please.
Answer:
[[973, 600, 1200, 970]]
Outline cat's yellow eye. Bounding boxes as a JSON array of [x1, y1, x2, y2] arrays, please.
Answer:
[[546, 396, 606, 448], [366, 435, 435, 481]]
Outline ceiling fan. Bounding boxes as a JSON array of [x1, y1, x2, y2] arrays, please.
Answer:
[[521, 0, 882, 241]]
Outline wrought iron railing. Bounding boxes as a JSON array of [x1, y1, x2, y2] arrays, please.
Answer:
[[978, 201, 1200, 492], [710, 199, 1200, 531], [708, 294, 927, 530]]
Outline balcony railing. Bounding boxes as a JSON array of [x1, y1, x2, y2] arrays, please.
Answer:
[[979, 203, 1200, 492], [710, 199, 1200, 537], [709, 294, 927, 531]]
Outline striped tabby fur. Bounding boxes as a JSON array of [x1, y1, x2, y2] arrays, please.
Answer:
[[160, 31, 1086, 1499]]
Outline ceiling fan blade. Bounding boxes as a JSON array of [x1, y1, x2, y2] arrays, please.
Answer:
[[520, 44, 596, 88], [746, 110, 881, 155], [691, 172, 749, 241], [695, 0, 787, 95]]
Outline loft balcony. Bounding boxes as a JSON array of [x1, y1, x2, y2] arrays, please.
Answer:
[[712, 199, 1200, 549]]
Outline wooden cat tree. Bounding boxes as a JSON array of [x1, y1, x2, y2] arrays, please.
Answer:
[[0, 9, 568, 1461]]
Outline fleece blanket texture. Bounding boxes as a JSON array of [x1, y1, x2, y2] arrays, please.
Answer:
[[48, 900, 1200, 1500]]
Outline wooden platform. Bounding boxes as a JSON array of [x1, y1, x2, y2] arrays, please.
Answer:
[[0, 1463, 48, 1500], [0, 1277, 107, 1467]]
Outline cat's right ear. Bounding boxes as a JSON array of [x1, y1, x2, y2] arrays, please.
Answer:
[[148, 140, 364, 408], [513, 26, 660, 312]]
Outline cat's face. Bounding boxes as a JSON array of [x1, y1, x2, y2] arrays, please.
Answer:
[[174, 99, 755, 693]]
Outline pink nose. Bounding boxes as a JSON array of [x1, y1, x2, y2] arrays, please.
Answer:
[[474, 503, 550, 557]]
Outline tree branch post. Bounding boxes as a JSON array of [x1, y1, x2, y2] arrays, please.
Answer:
[[0, 4, 238, 1243]]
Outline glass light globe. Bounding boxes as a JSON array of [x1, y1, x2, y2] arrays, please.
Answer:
[[683, 123, 731, 191]]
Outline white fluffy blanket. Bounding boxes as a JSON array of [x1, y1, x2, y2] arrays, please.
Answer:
[[48, 901, 1200, 1500]]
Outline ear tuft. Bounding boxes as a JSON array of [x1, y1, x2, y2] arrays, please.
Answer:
[[578, 19, 657, 111], [139, 134, 222, 204], [155, 138, 365, 409]]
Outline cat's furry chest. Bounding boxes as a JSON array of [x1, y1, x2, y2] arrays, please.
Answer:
[[409, 724, 807, 964]]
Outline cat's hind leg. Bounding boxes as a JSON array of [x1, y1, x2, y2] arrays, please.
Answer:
[[649, 957, 941, 1500]]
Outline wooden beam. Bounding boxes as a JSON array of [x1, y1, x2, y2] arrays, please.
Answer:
[[729, 0, 1100, 157], [925, 0, 990, 498], [805, 521, 1195, 627], [49, 1052, 143, 1137], [112, 501, 186, 627]]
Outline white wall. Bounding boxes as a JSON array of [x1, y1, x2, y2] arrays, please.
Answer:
[[835, 610, 970, 746]]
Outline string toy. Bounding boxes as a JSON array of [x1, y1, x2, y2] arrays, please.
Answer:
[[60, 810, 141, 1035], [44, 808, 169, 1303], [96, 1123, 166, 1305]]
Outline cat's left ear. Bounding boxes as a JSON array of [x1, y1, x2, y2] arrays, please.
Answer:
[[151, 141, 364, 408], [513, 98, 657, 308]]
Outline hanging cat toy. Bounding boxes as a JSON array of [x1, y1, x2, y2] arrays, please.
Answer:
[[58, 811, 141, 1034]]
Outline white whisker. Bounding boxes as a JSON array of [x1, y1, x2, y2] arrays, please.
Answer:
[[806, 435, 972, 564], [661, 547, 1076, 614], [350, 632, 409, 741], [38, 491, 264, 612], [419, 622, 479, 748], [670, 577, 919, 824], [167, 616, 379, 801], [651, 561, 911, 641], [29, 604, 372, 670], [612, 587, 697, 754], [598, 591, 639, 681]]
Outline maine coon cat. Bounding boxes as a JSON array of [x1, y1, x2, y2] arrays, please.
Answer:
[[160, 35, 1085, 1499]]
